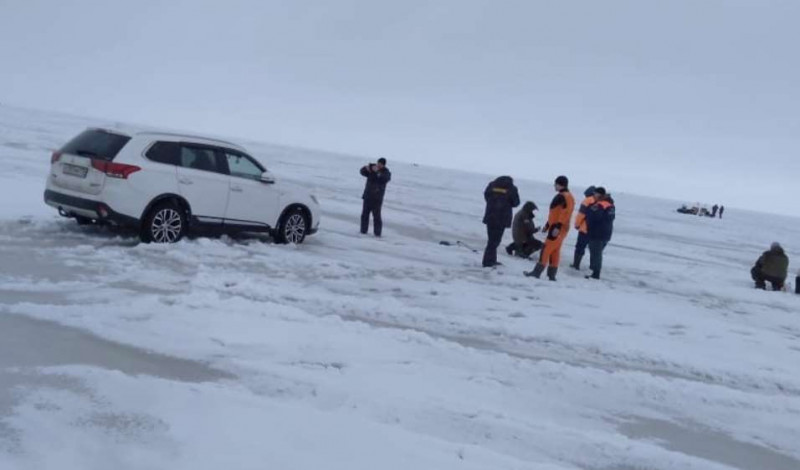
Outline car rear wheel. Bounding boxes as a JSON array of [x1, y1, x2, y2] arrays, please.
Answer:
[[275, 208, 308, 244], [142, 202, 186, 243]]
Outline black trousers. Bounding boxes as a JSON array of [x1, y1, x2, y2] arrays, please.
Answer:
[[507, 237, 543, 258], [751, 267, 784, 291], [361, 199, 383, 236], [574, 232, 590, 263], [588, 240, 608, 277], [483, 225, 505, 267]]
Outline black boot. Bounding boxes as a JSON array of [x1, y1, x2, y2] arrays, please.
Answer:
[[505, 243, 515, 256], [547, 266, 558, 281], [585, 271, 600, 280], [524, 263, 545, 278], [571, 254, 583, 270]]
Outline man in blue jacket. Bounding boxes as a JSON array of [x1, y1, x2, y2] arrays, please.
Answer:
[[360, 158, 391, 237], [585, 187, 615, 280], [482, 176, 520, 268]]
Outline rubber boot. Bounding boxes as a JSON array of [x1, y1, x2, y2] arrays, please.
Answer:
[[525, 263, 545, 278], [570, 254, 583, 270], [546, 266, 558, 281], [585, 270, 600, 280]]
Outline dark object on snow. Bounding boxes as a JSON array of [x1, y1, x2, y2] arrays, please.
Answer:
[[796, 276, 799, 294], [711, 204, 719, 217], [719, 206, 725, 218], [360, 159, 391, 236], [439, 240, 480, 253], [482, 176, 520, 267], [751, 243, 789, 291]]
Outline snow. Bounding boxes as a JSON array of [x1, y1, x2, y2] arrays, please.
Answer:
[[1, 104, 799, 470]]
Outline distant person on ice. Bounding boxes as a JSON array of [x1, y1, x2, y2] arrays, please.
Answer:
[[481, 176, 520, 268], [711, 204, 719, 218], [751, 243, 789, 291], [360, 158, 391, 237], [570, 186, 597, 270], [719, 205, 725, 219], [505, 201, 543, 259], [525, 176, 574, 281], [585, 187, 616, 280]]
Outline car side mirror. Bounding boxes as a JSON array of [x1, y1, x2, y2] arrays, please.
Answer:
[[260, 172, 276, 184]]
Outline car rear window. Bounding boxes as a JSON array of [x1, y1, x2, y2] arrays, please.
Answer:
[[60, 129, 131, 161], [145, 141, 180, 165]]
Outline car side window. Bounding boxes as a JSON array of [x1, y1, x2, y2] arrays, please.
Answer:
[[179, 145, 225, 174], [224, 151, 263, 181], [145, 141, 180, 165]]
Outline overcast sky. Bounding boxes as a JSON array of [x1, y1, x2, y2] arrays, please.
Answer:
[[0, 0, 797, 214]]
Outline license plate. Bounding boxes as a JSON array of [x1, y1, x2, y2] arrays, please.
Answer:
[[62, 164, 88, 178]]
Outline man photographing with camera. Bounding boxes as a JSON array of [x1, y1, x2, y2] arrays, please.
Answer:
[[360, 157, 392, 237]]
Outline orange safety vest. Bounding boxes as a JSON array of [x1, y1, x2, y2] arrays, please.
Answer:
[[574, 195, 597, 234]]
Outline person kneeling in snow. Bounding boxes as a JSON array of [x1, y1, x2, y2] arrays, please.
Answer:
[[751, 243, 789, 291], [505, 201, 543, 259]]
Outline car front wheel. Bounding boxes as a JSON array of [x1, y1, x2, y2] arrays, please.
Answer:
[[142, 202, 186, 243], [275, 208, 308, 244]]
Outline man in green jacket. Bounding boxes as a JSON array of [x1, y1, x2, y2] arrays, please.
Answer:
[[751, 242, 789, 291]]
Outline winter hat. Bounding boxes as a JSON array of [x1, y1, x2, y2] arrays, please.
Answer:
[[594, 187, 607, 196], [523, 201, 537, 212], [583, 186, 597, 197], [771, 242, 783, 251], [555, 175, 569, 187]]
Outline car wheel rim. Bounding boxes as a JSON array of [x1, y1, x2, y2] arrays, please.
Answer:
[[284, 213, 306, 243], [151, 208, 182, 243]]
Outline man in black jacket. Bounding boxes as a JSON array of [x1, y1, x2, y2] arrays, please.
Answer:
[[585, 187, 615, 280], [360, 158, 391, 237], [482, 176, 520, 267]]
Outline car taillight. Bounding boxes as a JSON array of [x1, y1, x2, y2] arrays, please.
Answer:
[[51, 151, 62, 164], [91, 159, 141, 179]]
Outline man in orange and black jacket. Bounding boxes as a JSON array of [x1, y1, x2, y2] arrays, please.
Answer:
[[585, 187, 615, 280], [525, 175, 575, 281], [570, 186, 597, 270]]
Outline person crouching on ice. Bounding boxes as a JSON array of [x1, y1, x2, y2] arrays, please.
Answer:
[[525, 176, 575, 281], [751, 242, 789, 291], [505, 201, 543, 259]]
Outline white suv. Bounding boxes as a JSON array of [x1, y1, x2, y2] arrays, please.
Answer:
[[44, 128, 320, 243]]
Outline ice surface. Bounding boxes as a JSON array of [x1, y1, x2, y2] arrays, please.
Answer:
[[1, 105, 799, 469]]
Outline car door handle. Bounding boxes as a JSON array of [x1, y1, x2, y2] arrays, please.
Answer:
[[178, 177, 193, 185], [231, 186, 243, 193]]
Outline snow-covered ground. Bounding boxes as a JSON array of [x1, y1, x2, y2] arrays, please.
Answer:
[[1, 105, 799, 470]]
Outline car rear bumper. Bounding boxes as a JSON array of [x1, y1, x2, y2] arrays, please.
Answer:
[[44, 190, 139, 227]]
